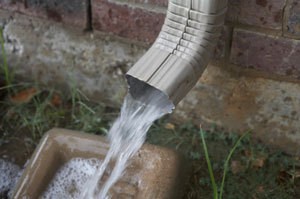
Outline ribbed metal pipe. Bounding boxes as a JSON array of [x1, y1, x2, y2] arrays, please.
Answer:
[[126, 0, 228, 106]]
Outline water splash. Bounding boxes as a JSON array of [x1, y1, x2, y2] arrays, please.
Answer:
[[81, 80, 174, 198]]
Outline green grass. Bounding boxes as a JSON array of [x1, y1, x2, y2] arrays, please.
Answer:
[[200, 128, 250, 199], [147, 119, 297, 199], [0, 21, 297, 198], [0, 84, 112, 147], [219, 131, 250, 199], [0, 31, 113, 164], [0, 79, 298, 198], [0, 85, 298, 198], [200, 128, 218, 199]]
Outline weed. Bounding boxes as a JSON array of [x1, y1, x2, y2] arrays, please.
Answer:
[[147, 119, 297, 199], [0, 81, 111, 150], [200, 127, 250, 199], [0, 77, 298, 199], [199, 128, 218, 199], [66, 79, 110, 134], [0, 28, 12, 86]]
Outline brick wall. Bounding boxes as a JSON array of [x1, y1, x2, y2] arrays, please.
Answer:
[[1, 0, 300, 80], [228, 0, 300, 81]]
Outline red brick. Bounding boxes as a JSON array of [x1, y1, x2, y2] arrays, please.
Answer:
[[124, 0, 168, 7], [284, 0, 300, 39], [227, 0, 285, 30], [92, 0, 229, 54], [0, 0, 88, 29], [29, 0, 88, 28], [230, 29, 300, 79], [0, 0, 26, 12], [92, 0, 165, 43]]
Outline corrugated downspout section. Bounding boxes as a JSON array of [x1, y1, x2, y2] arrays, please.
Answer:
[[126, 0, 228, 105]]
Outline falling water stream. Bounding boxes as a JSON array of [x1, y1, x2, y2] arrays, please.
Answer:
[[38, 79, 173, 199], [79, 79, 174, 198], [38, 79, 174, 198]]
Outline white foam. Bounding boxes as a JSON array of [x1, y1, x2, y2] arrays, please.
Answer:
[[41, 158, 102, 199], [0, 159, 22, 198]]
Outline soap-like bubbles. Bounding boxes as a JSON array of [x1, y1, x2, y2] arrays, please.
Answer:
[[0, 159, 22, 198], [41, 158, 102, 199]]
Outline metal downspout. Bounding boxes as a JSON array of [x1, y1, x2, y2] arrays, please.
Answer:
[[126, 0, 228, 106]]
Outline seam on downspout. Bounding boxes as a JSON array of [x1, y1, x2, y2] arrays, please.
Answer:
[[126, 0, 228, 105], [172, 0, 192, 55], [144, 1, 191, 83], [145, 1, 190, 83]]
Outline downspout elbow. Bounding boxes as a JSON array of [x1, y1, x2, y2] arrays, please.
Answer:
[[126, 0, 228, 107]]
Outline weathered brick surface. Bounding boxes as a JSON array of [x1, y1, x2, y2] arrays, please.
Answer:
[[0, 10, 146, 106], [124, 0, 168, 7], [0, 0, 88, 28], [213, 26, 232, 60], [284, 0, 300, 39], [0, 0, 26, 12], [175, 64, 300, 156], [92, 0, 165, 43], [227, 0, 285, 30], [27, 0, 88, 28], [231, 29, 300, 79]]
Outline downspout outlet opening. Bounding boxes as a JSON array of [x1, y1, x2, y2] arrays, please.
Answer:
[[126, 75, 175, 114]]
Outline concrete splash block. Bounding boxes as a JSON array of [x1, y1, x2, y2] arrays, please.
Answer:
[[12, 128, 187, 198]]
